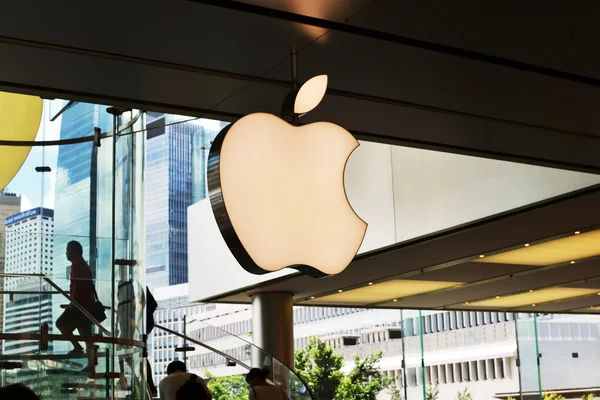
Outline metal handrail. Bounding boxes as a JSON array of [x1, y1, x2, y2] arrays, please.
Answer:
[[0, 333, 145, 348], [1, 272, 110, 335], [154, 324, 251, 369], [0, 109, 141, 147]]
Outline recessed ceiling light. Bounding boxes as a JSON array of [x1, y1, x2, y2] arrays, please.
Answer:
[[532, 304, 536, 307], [597, 293, 600, 296], [310, 296, 315, 299], [479, 255, 485, 258], [575, 231, 581, 235], [392, 299, 398, 302], [338, 289, 343, 293], [591, 306, 595, 309], [524, 243, 530, 247], [496, 296, 501, 299], [465, 302, 469, 305], [529, 290, 534, 293], [368, 282, 373, 286], [570, 261, 576, 264]]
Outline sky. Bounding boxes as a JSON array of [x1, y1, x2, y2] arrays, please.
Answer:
[[6, 100, 61, 212]]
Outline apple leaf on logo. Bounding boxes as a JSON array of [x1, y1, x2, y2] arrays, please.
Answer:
[[294, 75, 328, 115]]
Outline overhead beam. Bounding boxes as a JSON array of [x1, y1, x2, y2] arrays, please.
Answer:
[[191, 0, 600, 87]]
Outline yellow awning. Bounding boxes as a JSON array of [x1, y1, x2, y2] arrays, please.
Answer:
[[0, 92, 43, 192]]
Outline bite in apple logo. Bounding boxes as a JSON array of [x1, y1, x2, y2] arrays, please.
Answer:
[[207, 75, 367, 277]]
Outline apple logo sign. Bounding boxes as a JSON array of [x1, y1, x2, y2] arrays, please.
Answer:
[[207, 75, 367, 277]]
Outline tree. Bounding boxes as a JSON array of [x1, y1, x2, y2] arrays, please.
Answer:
[[206, 373, 248, 400], [456, 387, 472, 400], [334, 352, 392, 400], [295, 337, 345, 400], [295, 337, 392, 400], [581, 395, 595, 400], [426, 381, 439, 400]]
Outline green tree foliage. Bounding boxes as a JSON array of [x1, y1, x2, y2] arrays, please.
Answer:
[[294, 337, 392, 400], [426, 381, 440, 400], [295, 337, 345, 400], [334, 352, 392, 400], [456, 387, 472, 400], [581, 395, 595, 400], [543, 393, 566, 400], [206, 373, 249, 400], [389, 385, 404, 400]]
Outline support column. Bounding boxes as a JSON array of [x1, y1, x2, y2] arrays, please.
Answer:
[[252, 292, 294, 369]]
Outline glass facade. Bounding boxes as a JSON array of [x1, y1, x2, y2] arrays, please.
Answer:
[[145, 114, 220, 288], [0, 98, 147, 399]]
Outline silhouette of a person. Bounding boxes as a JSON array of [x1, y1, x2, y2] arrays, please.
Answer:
[[56, 240, 96, 373]]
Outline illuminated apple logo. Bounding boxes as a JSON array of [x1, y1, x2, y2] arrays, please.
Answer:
[[207, 75, 367, 276]]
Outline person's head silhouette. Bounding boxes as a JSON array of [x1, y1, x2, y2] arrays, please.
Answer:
[[66, 240, 83, 262], [0, 384, 41, 400], [245, 368, 270, 388], [166, 360, 186, 375]]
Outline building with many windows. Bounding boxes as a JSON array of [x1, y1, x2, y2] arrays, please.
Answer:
[[0, 192, 21, 353], [148, 283, 216, 384], [163, 304, 600, 400], [3, 207, 54, 355], [145, 114, 221, 288]]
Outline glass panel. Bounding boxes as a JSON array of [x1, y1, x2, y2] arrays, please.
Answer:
[[515, 313, 542, 398], [154, 320, 313, 400], [0, 99, 146, 399]]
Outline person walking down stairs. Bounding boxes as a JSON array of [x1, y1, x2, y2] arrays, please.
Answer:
[[55, 240, 97, 373]]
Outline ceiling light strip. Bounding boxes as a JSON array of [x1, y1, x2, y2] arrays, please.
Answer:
[[367, 254, 600, 308], [521, 292, 600, 313], [442, 273, 600, 311]]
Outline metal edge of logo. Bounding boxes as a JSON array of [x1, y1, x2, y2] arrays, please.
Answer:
[[206, 122, 327, 278]]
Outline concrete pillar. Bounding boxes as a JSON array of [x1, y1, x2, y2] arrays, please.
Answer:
[[252, 292, 294, 369]]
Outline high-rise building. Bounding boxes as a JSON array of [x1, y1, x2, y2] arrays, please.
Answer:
[[191, 121, 227, 204], [0, 192, 21, 352], [146, 114, 218, 288], [3, 207, 54, 354], [52, 103, 122, 353], [53, 103, 112, 282]]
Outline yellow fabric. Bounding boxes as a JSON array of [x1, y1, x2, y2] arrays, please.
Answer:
[[0, 92, 43, 191]]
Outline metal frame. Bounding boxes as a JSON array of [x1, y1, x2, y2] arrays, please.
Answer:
[[0, 333, 145, 349]]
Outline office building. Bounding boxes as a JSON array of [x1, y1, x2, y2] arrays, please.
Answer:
[[191, 120, 227, 204], [147, 283, 215, 383], [179, 305, 600, 400], [3, 207, 54, 354], [146, 114, 221, 288], [0, 192, 21, 352]]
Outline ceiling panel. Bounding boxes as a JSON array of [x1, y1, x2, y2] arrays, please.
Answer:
[[476, 229, 600, 266], [385, 258, 600, 309], [311, 280, 462, 305], [349, 0, 600, 79], [460, 287, 600, 308]]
